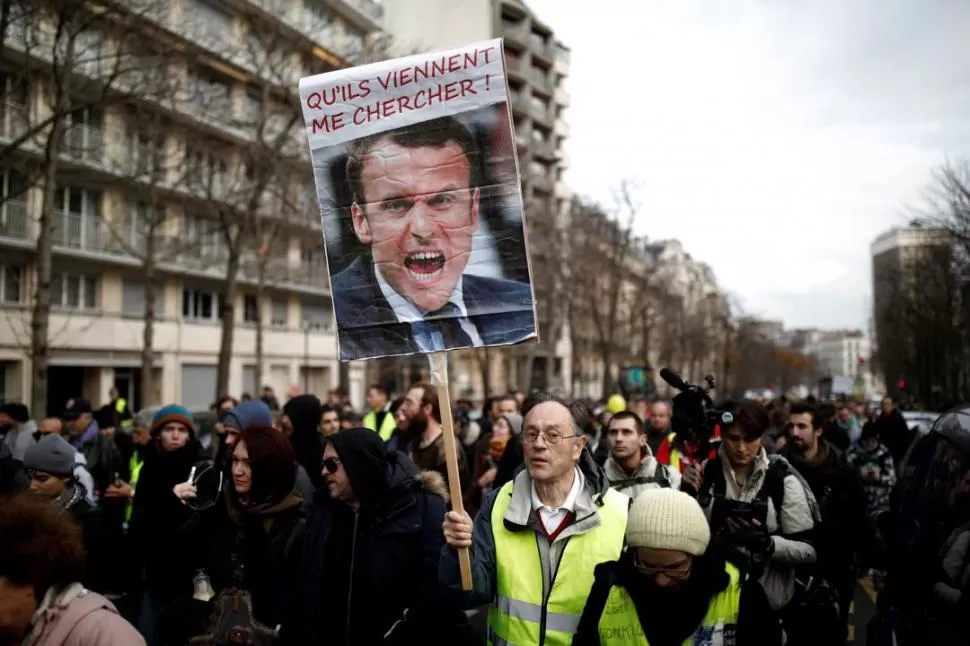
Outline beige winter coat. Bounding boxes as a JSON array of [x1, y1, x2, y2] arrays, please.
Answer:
[[21, 583, 145, 646]]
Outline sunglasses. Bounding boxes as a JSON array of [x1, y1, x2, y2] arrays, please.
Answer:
[[322, 457, 342, 474]]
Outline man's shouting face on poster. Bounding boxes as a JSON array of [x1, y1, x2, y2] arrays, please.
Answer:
[[348, 116, 480, 313]]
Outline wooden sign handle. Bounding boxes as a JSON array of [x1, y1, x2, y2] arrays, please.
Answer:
[[429, 352, 473, 591]]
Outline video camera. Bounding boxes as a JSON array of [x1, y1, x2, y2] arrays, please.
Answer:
[[659, 367, 734, 468]]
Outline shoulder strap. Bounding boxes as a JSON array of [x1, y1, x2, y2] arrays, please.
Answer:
[[655, 464, 671, 489]]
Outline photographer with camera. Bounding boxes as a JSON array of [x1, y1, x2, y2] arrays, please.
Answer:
[[693, 400, 836, 645]]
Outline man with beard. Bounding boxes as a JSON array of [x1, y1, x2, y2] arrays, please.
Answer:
[[330, 115, 536, 360], [784, 402, 867, 639], [398, 382, 469, 493], [282, 428, 473, 645], [603, 411, 682, 498]]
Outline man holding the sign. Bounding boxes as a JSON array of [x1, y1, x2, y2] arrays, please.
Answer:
[[441, 393, 629, 645], [331, 114, 536, 360]]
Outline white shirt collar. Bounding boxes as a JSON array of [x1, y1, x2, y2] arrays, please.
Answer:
[[531, 467, 584, 514], [373, 261, 469, 323]]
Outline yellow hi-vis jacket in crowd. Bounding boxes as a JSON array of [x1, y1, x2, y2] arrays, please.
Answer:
[[596, 561, 742, 645], [364, 408, 395, 442], [487, 480, 629, 646], [115, 397, 132, 430]]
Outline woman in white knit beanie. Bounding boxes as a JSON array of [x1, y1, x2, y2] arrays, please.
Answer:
[[572, 488, 783, 646]]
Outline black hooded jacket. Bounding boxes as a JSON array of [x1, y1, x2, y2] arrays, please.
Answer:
[[129, 439, 203, 598], [283, 395, 324, 491], [281, 428, 466, 646]]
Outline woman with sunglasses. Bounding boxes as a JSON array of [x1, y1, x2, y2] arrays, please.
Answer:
[[573, 488, 781, 646], [178, 424, 305, 633]]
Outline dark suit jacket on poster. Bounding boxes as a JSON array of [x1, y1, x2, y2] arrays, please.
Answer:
[[331, 256, 536, 360]]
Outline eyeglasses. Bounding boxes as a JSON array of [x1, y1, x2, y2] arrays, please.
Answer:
[[634, 557, 692, 581], [322, 457, 342, 474], [522, 429, 578, 446]]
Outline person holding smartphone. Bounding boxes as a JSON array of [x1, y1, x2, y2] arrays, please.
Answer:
[[127, 404, 201, 646]]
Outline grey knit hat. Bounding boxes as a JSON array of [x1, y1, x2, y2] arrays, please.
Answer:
[[22, 434, 76, 476]]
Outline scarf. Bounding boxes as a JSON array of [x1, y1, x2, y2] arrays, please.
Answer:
[[52, 482, 85, 511]]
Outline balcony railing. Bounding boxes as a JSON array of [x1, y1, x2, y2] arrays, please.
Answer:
[[52, 211, 103, 251], [0, 200, 28, 240], [532, 140, 557, 161], [62, 124, 105, 164], [555, 85, 570, 107]]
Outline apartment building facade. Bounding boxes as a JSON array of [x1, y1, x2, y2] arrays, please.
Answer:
[[0, 0, 383, 411], [382, 0, 574, 399]]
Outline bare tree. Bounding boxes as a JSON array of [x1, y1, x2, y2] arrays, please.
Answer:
[[564, 182, 642, 399], [2, 0, 174, 414]]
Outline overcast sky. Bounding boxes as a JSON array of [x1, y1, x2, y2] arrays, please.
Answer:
[[527, 0, 970, 330]]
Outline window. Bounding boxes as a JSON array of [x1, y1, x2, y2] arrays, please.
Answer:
[[0, 169, 27, 239], [0, 265, 23, 304], [127, 120, 165, 176], [241, 88, 261, 126], [300, 298, 332, 330], [54, 185, 101, 249], [74, 28, 107, 77], [303, 1, 333, 42], [182, 214, 223, 263], [122, 278, 165, 317], [63, 105, 103, 161], [0, 72, 28, 139], [51, 273, 98, 310], [182, 287, 218, 321], [243, 294, 259, 323], [186, 0, 233, 48], [185, 70, 232, 121], [270, 298, 287, 327], [184, 140, 229, 193], [343, 25, 365, 62]]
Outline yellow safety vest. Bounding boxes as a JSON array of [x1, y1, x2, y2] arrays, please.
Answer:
[[364, 409, 396, 442], [667, 432, 682, 472], [124, 452, 144, 523], [115, 398, 132, 430], [488, 479, 629, 646], [597, 561, 742, 645]]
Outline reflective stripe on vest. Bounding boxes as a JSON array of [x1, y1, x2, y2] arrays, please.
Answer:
[[667, 433, 682, 472], [597, 561, 742, 645], [363, 410, 395, 442], [115, 398, 132, 429], [487, 479, 629, 646], [124, 452, 144, 523]]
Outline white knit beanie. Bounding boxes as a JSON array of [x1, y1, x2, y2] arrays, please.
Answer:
[[625, 488, 711, 556]]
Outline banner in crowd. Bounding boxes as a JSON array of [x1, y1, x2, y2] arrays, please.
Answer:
[[298, 39, 538, 361]]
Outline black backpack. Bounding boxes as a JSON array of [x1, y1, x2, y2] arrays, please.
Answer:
[[699, 456, 842, 642], [189, 518, 304, 646], [188, 589, 279, 646]]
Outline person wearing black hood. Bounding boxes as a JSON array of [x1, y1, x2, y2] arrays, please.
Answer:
[[128, 404, 202, 646], [282, 394, 325, 491], [172, 425, 305, 641], [784, 402, 867, 641], [281, 428, 471, 646]]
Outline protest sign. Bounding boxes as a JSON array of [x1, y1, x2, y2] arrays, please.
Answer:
[[299, 39, 538, 362]]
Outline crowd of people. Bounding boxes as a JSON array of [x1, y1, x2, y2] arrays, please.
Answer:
[[0, 383, 920, 645]]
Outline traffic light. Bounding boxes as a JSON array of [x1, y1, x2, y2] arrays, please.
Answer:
[[898, 379, 906, 390]]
